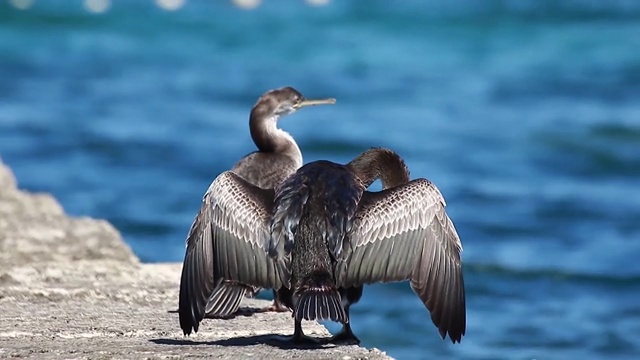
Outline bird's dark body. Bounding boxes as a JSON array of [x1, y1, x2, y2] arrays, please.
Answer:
[[271, 157, 408, 343], [290, 211, 334, 294], [273, 162, 363, 325]]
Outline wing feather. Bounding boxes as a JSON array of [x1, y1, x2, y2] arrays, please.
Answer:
[[337, 178, 466, 343], [178, 171, 288, 335]]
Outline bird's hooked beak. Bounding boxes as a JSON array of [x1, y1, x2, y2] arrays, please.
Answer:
[[293, 97, 336, 109]]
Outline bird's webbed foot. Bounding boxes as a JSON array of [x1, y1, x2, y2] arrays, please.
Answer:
[[329, 323, 361, 345], [273, 319, 322, 344]]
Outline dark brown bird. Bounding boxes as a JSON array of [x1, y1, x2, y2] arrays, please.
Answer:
[[179, 147, 466, 344]]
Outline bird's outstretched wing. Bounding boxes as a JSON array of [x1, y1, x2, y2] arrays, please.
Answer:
[[335, 178, 466, 343], [179, 171, 289, 335]]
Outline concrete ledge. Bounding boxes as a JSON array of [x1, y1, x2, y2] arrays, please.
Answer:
[[0, 158, 391, 359]]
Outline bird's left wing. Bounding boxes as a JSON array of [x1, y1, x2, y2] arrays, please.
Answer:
[[179, 171, 289, 334]]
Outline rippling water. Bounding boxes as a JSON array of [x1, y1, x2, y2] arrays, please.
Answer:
[[1, 1, 639, 359]]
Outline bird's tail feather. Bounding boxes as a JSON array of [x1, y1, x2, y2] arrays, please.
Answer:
[[295, 285, 347, 323]]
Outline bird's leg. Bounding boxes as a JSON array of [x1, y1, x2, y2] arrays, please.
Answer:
[[272, 318, 321, 344], [289, 318, 321, 344], [330, 323, 360, 344], [261, 290, 291, 313], [329, 306, 360, 344]]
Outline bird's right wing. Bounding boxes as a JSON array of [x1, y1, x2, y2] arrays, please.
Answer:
[[179, 171, 289, 334], [335, 178, 465, 343]]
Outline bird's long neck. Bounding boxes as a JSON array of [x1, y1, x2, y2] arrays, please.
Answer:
[[347, 148, 410, 189], [249, 112, 302, 163]]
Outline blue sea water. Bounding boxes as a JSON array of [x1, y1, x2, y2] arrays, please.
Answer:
[[1, 1, 639, 359]]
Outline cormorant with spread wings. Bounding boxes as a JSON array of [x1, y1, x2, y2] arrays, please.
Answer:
[[179, 148, 466, 344]]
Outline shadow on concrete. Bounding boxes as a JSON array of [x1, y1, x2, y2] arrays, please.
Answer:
[[167, 306, 265, 319], [150, 334, 341, 350]]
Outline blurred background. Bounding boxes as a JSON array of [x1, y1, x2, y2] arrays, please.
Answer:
[[1, 0, 639, 359]]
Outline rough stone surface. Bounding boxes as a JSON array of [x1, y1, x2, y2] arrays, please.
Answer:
[[0, 159, 392, 359]]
